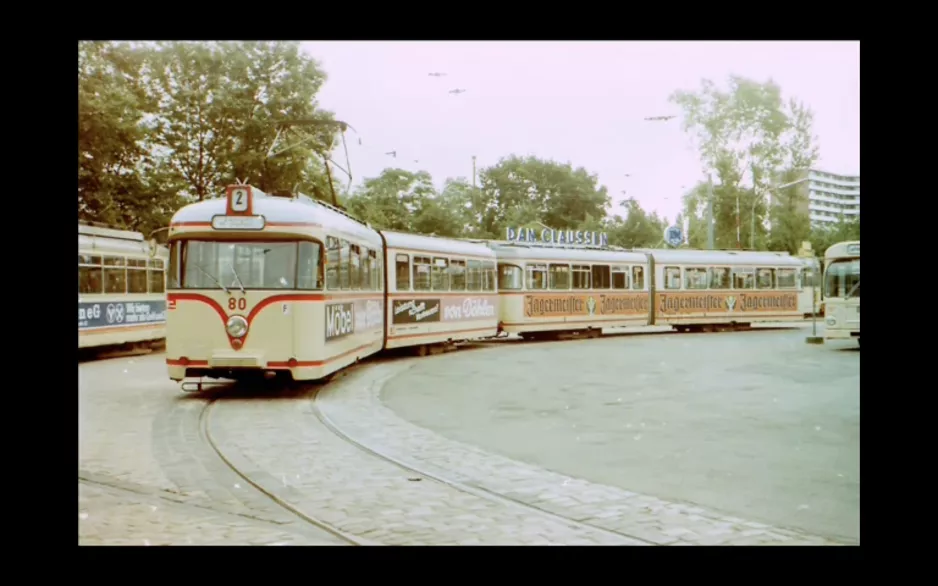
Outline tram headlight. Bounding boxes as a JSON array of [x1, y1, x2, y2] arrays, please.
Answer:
[[226, 315, 248, 338], [826, 318, 836, 326]]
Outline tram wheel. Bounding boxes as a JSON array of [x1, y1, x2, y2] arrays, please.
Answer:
[[415, 344, 429, 357]]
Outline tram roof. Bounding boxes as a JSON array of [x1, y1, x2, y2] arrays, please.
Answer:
[[824, 240, 859, 259], [381, 230, 497, 258], [484, 241, 648, 263], [169, 188, 383, 245], [634, 248, 804, 267]]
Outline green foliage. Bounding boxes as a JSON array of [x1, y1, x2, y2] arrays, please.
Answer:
[[671, 75, 823, 252], [78, 40, 342, 238]]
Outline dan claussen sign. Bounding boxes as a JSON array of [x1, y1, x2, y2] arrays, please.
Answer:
[[506, 226, 608, 247]]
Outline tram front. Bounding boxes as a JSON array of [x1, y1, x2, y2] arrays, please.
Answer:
[[164, 184, 322, 385], [822, 241, 860, 344]]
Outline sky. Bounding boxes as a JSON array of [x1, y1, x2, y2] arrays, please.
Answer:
[[300, 41, 859, 226]]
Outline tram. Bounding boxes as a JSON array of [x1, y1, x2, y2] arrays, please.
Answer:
[[821, 240, 859, 345], [164, 181, 816, 388], [164, 184, 499, 385], [78, 221, 169, 350]]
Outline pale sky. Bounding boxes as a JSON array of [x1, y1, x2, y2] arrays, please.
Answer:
[[301, 41, 859, 225]]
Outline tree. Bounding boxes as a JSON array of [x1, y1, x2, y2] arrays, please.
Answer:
[[143, 41, 338, 202], [78, 41, 166, 234], [344, 168, 463, 236], [766, 99, 821, 253], [671, 76, 817, 250], [472, 155, 611, 238], [606, 198, 667, 248]]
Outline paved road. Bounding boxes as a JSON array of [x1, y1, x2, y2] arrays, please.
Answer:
[[382, 323, 860, 543]]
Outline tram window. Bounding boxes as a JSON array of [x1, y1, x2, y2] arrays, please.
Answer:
[[432, 257, 450, 291], [450, 259, 466, 291], [148, 267, 165, 293], [258, 244, 297, 289], [79, 254, 102, 265], [348, 244, 361, 290], [79, 266, 103, 294], [632, 266, 644, 290], [664, 267, 682, 290], [370, 250, 380, 290], [611, 267, 628, 289], [338, 240, 351, 290], [395, 253, 410, 290], [824, 258, 859, 298], [756, 268, 775, 289], [482, 260, 497, 291], [572, 265, 590, 289], [684, 267, 708, 290], [592, 265, 610, 289], [105, 267, 126, 294], [413, 256, 432, 290], [549, 264, 570, 289], [103, 255, 124, 267], [499, 264, 523, 290], [732, 268, 754, 289], [128, 268, 148, 293], [326, 237, 340, 289], [708, 267, 730, 289], [467, 260, 482, 291], [777, 268, 797, 289], [359, 248, 370, 291], [526, 264, 547, 290], [297, 241, 323, 290]]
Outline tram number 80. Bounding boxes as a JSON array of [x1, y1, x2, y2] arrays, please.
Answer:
[[228, 298, 248, 311]]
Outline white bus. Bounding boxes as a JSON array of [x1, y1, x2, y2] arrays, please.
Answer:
[[822, 241, 859, 345]]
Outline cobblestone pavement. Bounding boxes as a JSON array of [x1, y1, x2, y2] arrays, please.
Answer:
[[79, 354, 346, 545], [375, 323, 858, 544], [208, 383, 645, 545], [78, 476, 340, 546]]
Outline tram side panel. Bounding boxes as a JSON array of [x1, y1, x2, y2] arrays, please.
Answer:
[[649, 260, 802, 328], [382, 241, 499, 350], [493, 253, 653, 337]]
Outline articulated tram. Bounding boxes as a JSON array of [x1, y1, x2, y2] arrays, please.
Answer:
[[164, 183, 815, 387], [78, 221, 168, 350], [822, 240, 859, 345]]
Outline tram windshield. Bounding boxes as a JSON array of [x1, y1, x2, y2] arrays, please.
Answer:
[[174, 240, 322, 290], [824, 258, 859, 298]]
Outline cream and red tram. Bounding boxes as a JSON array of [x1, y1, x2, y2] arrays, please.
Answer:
[[79, 221, 169, 350], [637, 248, 804, 331], [382, 231, 499, 353], [489, 241, 652, 339], [165, 184, 386, 383], [821, 240, 859, 345]]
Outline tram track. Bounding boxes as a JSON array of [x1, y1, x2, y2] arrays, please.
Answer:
[[307, 379, 657, 545], [196, 397, 368, 545]]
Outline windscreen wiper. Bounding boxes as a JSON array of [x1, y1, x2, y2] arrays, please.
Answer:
[[193, 264, 229, 295]]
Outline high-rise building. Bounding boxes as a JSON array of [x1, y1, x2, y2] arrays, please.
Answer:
[[776, 168, 860, 227]]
